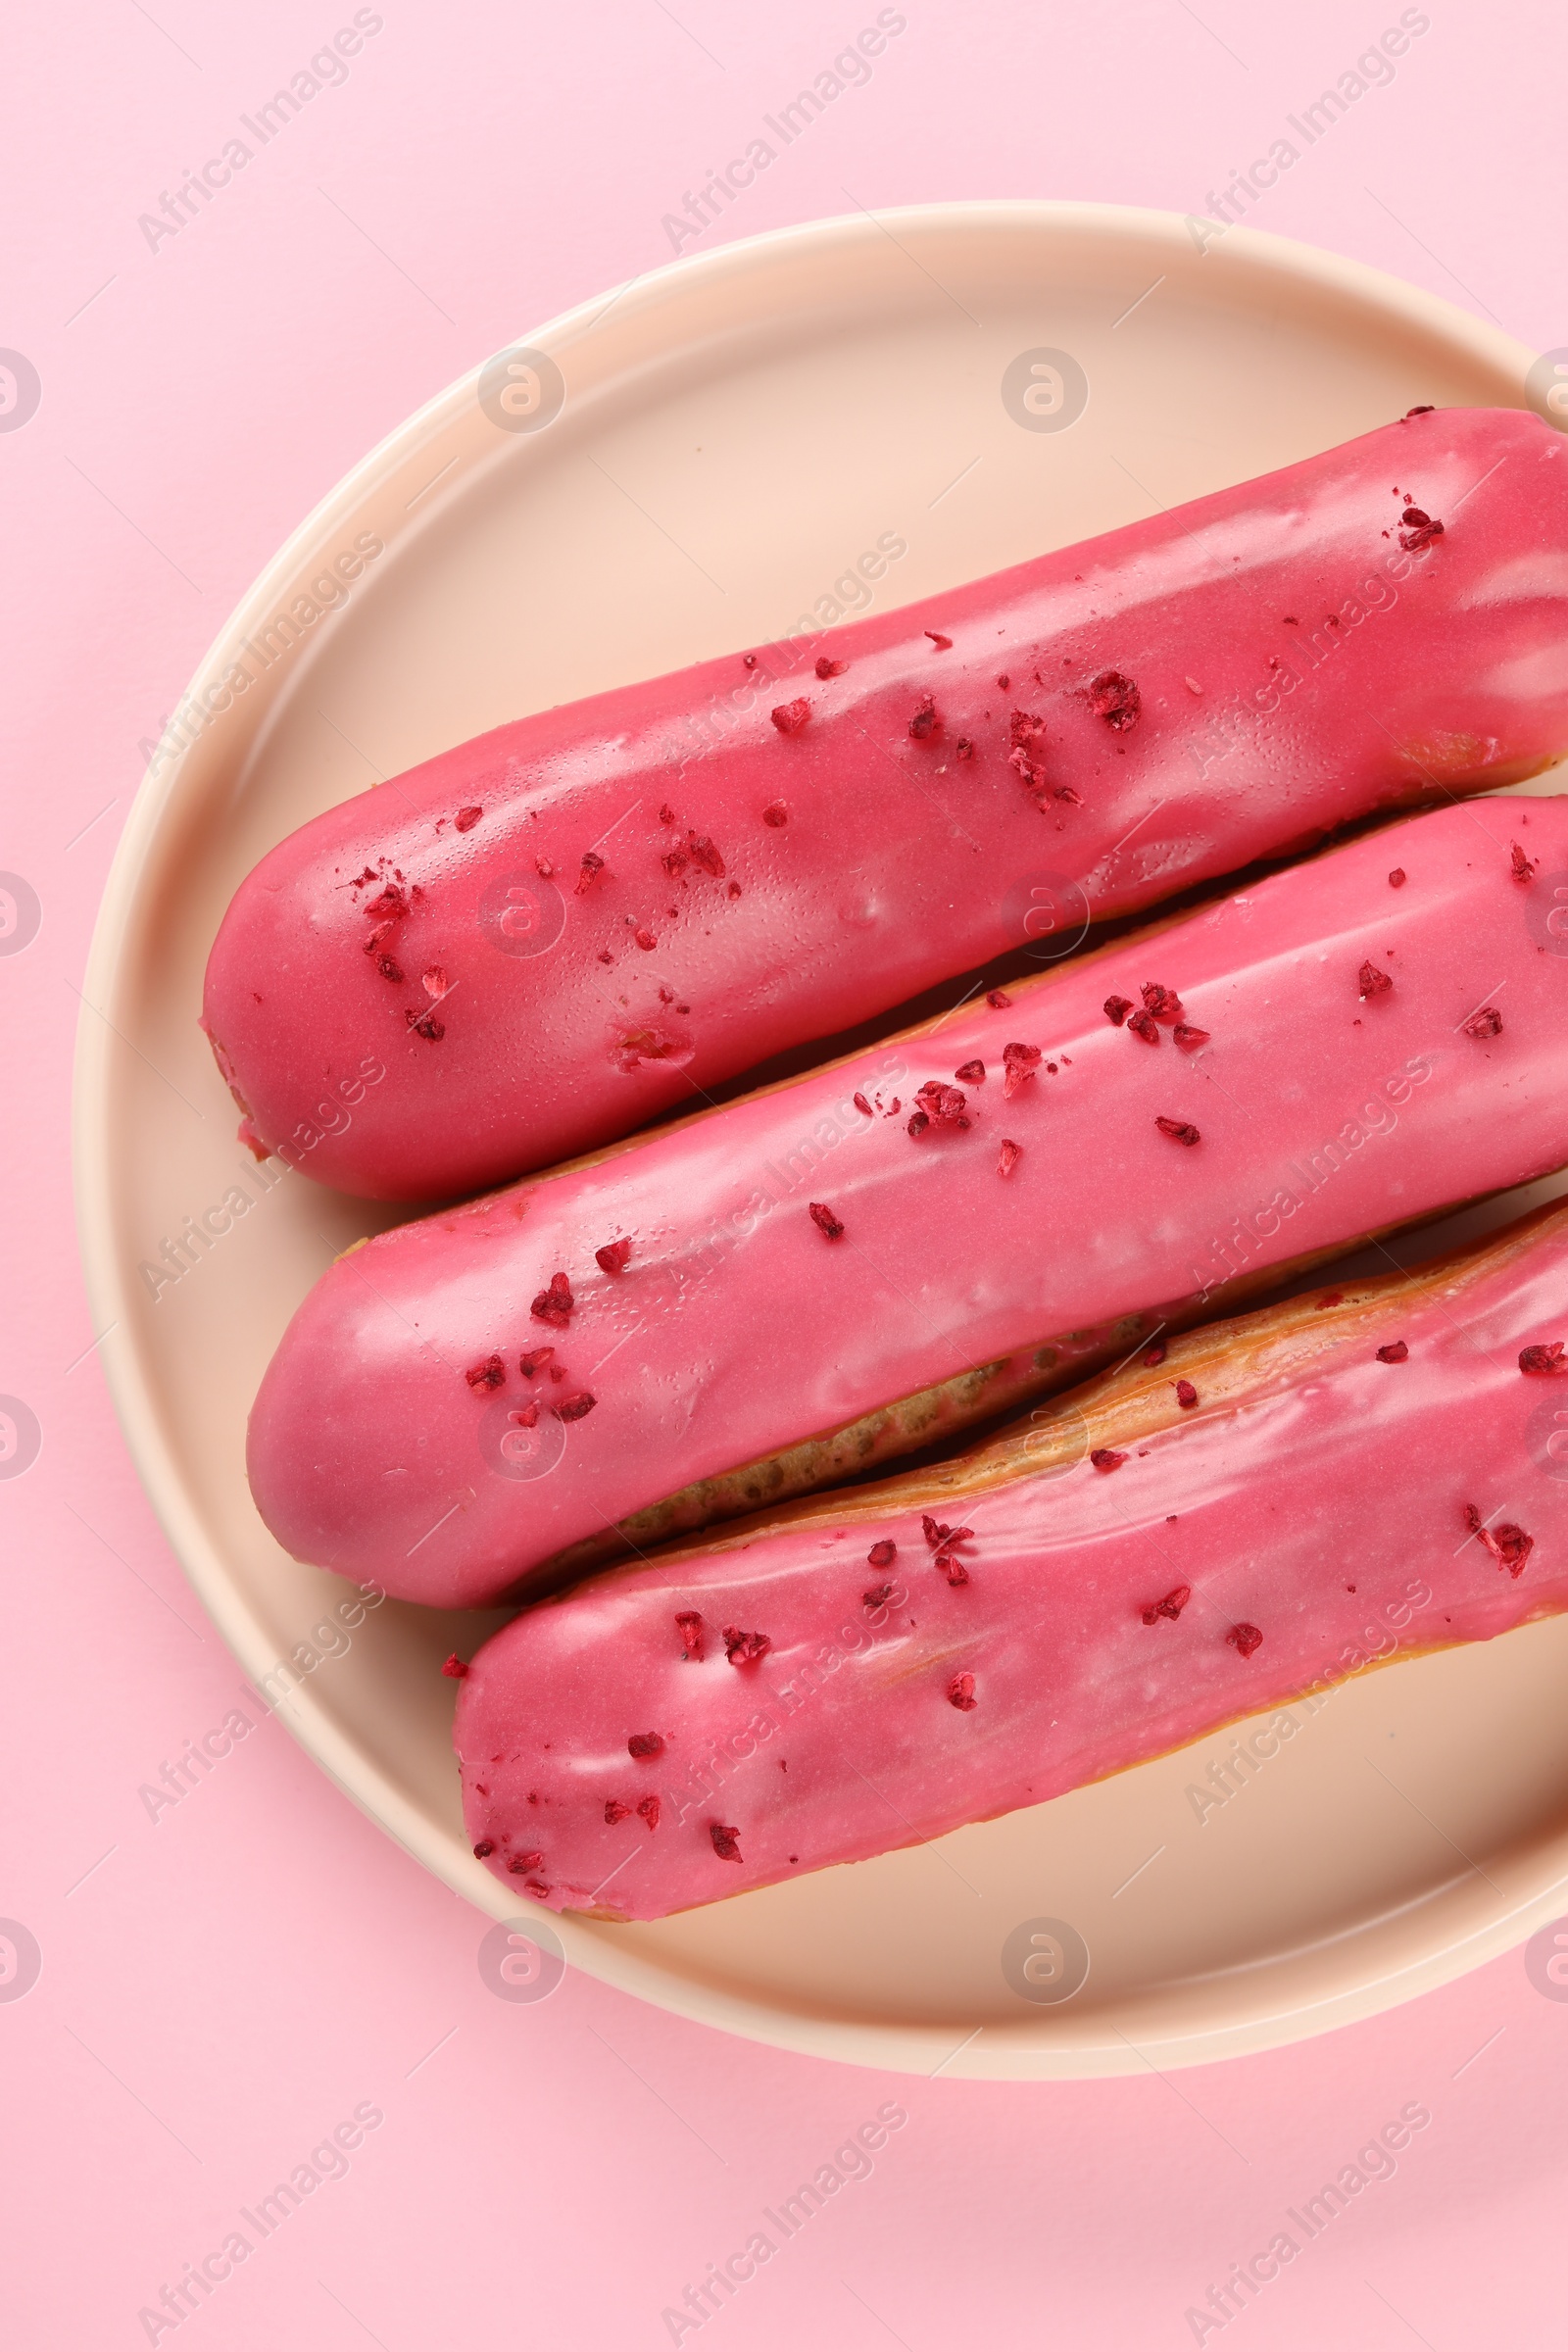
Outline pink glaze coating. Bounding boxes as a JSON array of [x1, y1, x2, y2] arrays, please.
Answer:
[[205, 408, 1568, 1200], [249, 798, 1568, 1608], [455, 1202, 1568, 1920]]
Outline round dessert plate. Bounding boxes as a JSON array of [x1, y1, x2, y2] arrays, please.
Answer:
[[75, 202, 1568, 2077]]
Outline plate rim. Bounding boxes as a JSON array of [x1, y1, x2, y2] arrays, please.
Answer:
[[73, 197, 1561, 2078]]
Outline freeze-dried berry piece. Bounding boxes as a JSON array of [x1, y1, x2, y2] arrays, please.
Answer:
[[1127, 1009, 1160, 1045], [554, 1391, 597, 1422], [723, 1628, 771, 1666], [907, 1110, 930, 1138], [986, 988, 1012, 1009], [1512, 841, 1536, 883], [687, 833, 725, 876], [1389, 867, 1406, 888], [1103, 995, 1134, 1026], [1377, 1342, 1409, 1363], [956, 1059, 986, 1085], [407, 1008, 446, 1042], [1227, 1623, 1263, 1658], [998, 1139, 1022, 1178], [1358, 960, 1394, 998], [508, 1850, 544, 1875], [770, 698, 810, 734], [1155, 1117, 1200, 1146], [576, 852, 606, 893], [955, 737, 975, 760], [634, 927, 657, 951], [637, 1795, 660, 1831], [659, 804, 677, 824], [1398, 506, 1445, 552], [1144, 1342, 1167, 1367], [1091, 1447, 1127, 1472], [1464, 1005, 1503, 1039], [909, 696, 939, 740], [1175, 1379, 1198, 1408], [762, 801, 788, 826], [471, 1838, 495, 1859], [925, 630, 953, 650], [531, 1272, 574, 1327], [1464, 1504, 1534, 1576], [853, 1093, 873, 1117], [814, 657, 847, 679], [627, 1733, 664, 1759], [808, 1200, 845, 1240], [935, 1553, 969, 1587], [465, 1353, 507, 1393], [367, 882, 408, 919], [1141, 982, 1183, 1022], [376, 954, 404, 983], [423, 966, 450, 1000], [710, 1823, 743, 1861], [509, 1401, 540, 1430], [922, 1515, 973, 1552], [1141, 1585, 1191, 1625], [1520, 1343, 1568, 1375], [455, 806, 482, 832], [1002, 1042, 1041, 1098], [519, 1348, 554, 1378], [1089, 669, 1141, 729], [863, 1582, 895, 1609], [596, 1238, 632, 1273], [441, 1653, 468, 1678], [675, 1612, 705, 1661], [947, 1673, 977, 1711], [662, 846, 689, 877], [605, 1799, 631, 1825], [912, 1079, 969, 1131], [1316, 1291, 1343, 1309], [868, 1539, 897, 1567], [1173, 1023, 1209, 1052], [1404, 404, 1435, 416]]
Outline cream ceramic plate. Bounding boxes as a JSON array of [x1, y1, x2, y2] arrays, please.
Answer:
[[76, 203, 1568, 2077]]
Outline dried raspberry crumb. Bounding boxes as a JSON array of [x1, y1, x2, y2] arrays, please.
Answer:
[[634, 926, 657, 951], [814, 657, 846, 679], [407, 1007, 446, 1042], [1144, 1342, 1167, 1367], [1358, 960, 1393, 999], [1398, 506, 1445, 552], [907, 1110, 931, 1138], [536, 857, 554, 878], [1103, 996, 1134, 1027], [659, 804, 677, 824], [596, 1238, 632, 1274], [530, 1272, 574, 1327], [743, 654, 758, 669], [1389, 867, 1406, 888], [519, 1347, 555, 1378], [1141, 982, 1183, 1022], [986, 988, 1012, 1009], [710, 1823, 743, 1861], [1316, 1291, 1344, 1309], [868, 1539, 897, 1567], [762, 801, 788, 826], [1089, 670, 1141, 730], [423, 966, 449, 999], [687, 833, 725, 876], [1377, 1342, 1409, 1363], [509, 1850, 544, 1874], [1127, 1009, 1160, 1045], [1463, 1005, 1502, 1039], [637, 1794, 661, 1831], [1511, 841, 1536, 884], [465, 1353, 507, 1393], [509, 1401, 540, 1430], [1464, 1504, 1533, 1576], [808, 1201, 845, 1240], [441, 1654, 468, 1678], [955, 737, 975, 760], [1091, 1447, 1127, 1472], [376, 954, 404, 983], [723, 1628, 771, 1667], [1141, 1585, 1191, 1626], [576, 852, 606, 894], [597, 950, 612, 965], [925, 630, 953, 650], [770, 698, 810, 734], [947, 1673, 977, 1711], [1002, 1042, 1041, 1098], [1173, 1023, 1210, 1052], [1175, 1379, 1198, 1407], [472, 1839, 495, 1859], [922, 1516, 973, 1554], [367, 883, 408, 919], [627, 1733, 664, 1759], [998, 1138, 1022, 1178], [1155, 1117, 1200, 1146], [863, 1582, 895, 1608], [554, 1391, 597, 1422], [727, 880, 742, 898], [1227, 1623, 1263, 1658], [606, 1799, 634, 1825], [1520, 1343, 1568, 1375], [956, 1058, 986, 1085], [909, 696, 939, 740], [548, 1364, 565, 1383], [675, 1611, 705, 1661], [661, 847, 689, 878], [455, 806, 482, 832], [997, 673, 1010, 690], [935, 1553, 969, 1587], [1404, 404, 1435, 416]]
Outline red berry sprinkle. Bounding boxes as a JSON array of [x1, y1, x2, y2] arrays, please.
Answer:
[[762, 801, 788, 826], [605, 1799, 631, 1825], [407, 1008, 446, 1042], [1089, 670, 1141, 729], [1141, 982, 1183, 1022], [1358, 960, 1393, 999], [1144, 1342, 1167, 1367], [596, 1239, 633, 1274], [868, 1539, 897, 1567], [922, 1515, 973, 1553], [808, 1200, 845, 1240], [1520, 1343, 1568, 1375], [509, 1851, 544, 1875], [909, 696, 939, 740], [710, 1823, 743, 1862], [1091, 1447, 1127, 1472], [1173, 1024, 1210, 1053], [1141, 1585, 1191, 1625], [519, 1347, 555, 1378], [997, 673, 1010, 689], [1511, 841, 1536, 884], [472, 1838, 495, 1859], [770, 698, 811, 734], [956, 1058, 986, 1085], [925, 630, 953, 650], [1103, 996, 1134, 1027], [376, 954, 404, 982], [1464, 1504, 1533, 1576], [1389, 867, 1406, 888], [1127, 1009, 1160, 1045], [1155, 1117, 1200, 1146], [723, 1627, 771, 1667], [687, 833, 725, 876], [554, 1391, 597, 1422], [1227, 1623, 1263, 1658], [530, 1272, 574, 1327], [509, 1401, 540, 1430], [662, 846, 689, 878], [441, 1654, 469, 1678], [659, 804, 677, 824], [1397, 506, 1445, 552], [632, 926, 656, 951], [906, 1110, 930, 1138], [576, 852, 606, 894], [1377, 1342, 1409, 1363], [1174, 1379, 1199, 1408], [627, 1733, 664, 1759], [863, 1582, 895, 1609], [1002, 1041, 1042, 1098], [814, 657, 846, 679], [465, 1353, 506, 1392], [998, 1138, 1022, 1178], [947, 1673, 977, 1711], [1316, 1291, 1344, 1309], [743, 655, 758, 670], [675, 1612, 705, 1661], [637, 1794, 661, 1831], [986, 988, 1012, 1009], [1463, 1005, 1503, 1039], [935, 1554, 969, 1587], [455, 806, 482, 832], [956, 737, 975, 760], [853, 1093, 873, 1116]]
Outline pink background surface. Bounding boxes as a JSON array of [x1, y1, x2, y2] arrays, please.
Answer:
[[5, 4, 1567, 2344]]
